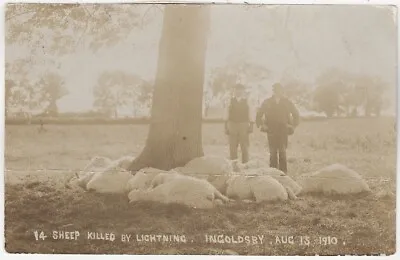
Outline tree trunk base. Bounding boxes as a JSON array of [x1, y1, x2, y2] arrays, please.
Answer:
[[128, 146, 204, 173], [128, 149, 153, 173]]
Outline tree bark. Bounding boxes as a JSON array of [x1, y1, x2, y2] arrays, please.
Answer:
[[128, 5, 210, 172]]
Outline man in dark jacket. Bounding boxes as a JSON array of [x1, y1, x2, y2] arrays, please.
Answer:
[[224, 83, 255, 164], [256, 83, 300, 173]]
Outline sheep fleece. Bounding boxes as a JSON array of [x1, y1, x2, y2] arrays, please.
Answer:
[[184, 156, 233, 175], [128, 176, 230, 209], [86, 166, 133, 194], [226, 175, 288, 202], [298, 163, 371, 195]]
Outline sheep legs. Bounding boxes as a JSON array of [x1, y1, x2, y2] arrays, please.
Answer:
[[213, 190, 230, 203]]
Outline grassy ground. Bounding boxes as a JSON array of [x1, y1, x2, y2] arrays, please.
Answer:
[[4, 117, 397, 255]]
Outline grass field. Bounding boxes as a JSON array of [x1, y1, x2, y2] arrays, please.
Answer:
[[4, 117, 397, 255]]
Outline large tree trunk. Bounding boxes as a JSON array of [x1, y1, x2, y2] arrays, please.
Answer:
[[128, 5, 210, 172]]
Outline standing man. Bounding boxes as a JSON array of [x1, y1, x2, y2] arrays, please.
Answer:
[[256, 83, 300, 173], [224, 83, 255, 164]]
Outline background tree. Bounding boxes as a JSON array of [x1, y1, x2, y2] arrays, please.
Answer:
[[313, 68, 353, 117], [208, 60, 270, 109], [208, 67, 237, 109], [6, 4, 147, 55], [6, 3, 156, 117], [313, 68, 390, 118], [6, 79, 45, 120], [313, 83, 342, 118], [93, 70, 148, 118], [128, 5, 210, 171], [135, 81, 154, 117], [36, 71, 68, 116], [280, 74, 312, 111], [360, 76, 389, 117], [202, 86, 213, 118], [339, 83, 364, 117]]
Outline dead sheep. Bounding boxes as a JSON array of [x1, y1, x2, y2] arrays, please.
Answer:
[[125, 167, 168, 192], [272, 175, 302, 198], [67, 171, 96, 190], [174, 156, 235, 188], [66, 156, 112, 190], [112, 155, 135, 170], [206, 174, 233, 195], [126, 171, 150, 192], [149, 174, 231, 203], [243, 168, 302, 197], [151, 169, 234, 200], [67, 155, 138, 193], [226, 175, 289, 202], [296, 163, 371, 195], [182, 156, 234, 176], [68, 156, 169, 194], [86, 164, 133, 194], [128, 175, 230, 209], [84, 156, 113, 170], [150, 171, 183, 188]]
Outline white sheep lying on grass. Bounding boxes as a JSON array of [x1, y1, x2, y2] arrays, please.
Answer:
[[86, 167, 132, 194], [125, 168, 176, 192], [86, 156, 113, 169], [206, 174, 233, 195], [128, 174, 231, 209], [296, 163, 371, 195], [174, 156, 239, 191], [67, 155, 134, 194], [272, 175, 302, 198], [66, 156, 112, 189], [113, 155, 135, 170], [226, 175, 289, 202], [177, 156, 234, 177], [150, 171, 182, 188], [243, 167, 302, 197]]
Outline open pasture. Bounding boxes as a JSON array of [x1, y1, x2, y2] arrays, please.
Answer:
[[4, 117, 397, 255]]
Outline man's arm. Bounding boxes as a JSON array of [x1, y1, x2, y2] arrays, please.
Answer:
[[288, 100, 300, 127]]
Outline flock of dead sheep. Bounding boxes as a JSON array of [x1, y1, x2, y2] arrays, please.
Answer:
[[65, 155, 373, 209]]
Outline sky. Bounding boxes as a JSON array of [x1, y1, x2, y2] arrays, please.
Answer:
[[5, 4, 398, 114]]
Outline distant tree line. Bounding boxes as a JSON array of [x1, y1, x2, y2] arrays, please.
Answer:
[[207, 65, 390, 118], [5, 61, 154, 119], [5, 4, 391, 120], [5, 60, 68, 118], [5, 60, 390, 120]]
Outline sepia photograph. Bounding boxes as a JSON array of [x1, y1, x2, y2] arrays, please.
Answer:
[[3, 1, 398, 256]]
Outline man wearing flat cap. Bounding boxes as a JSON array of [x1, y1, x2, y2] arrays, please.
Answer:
[[224, 83, 255, 164], [256, 83, 300, 173]]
